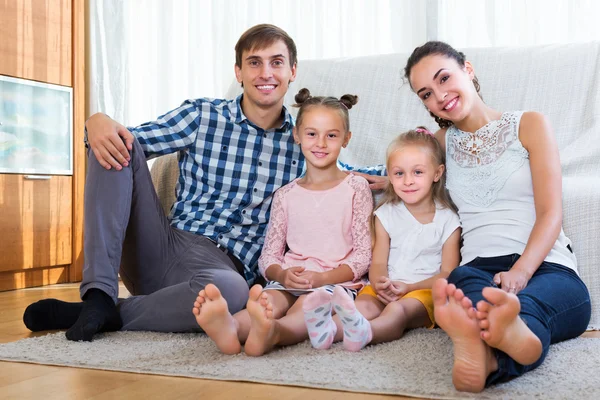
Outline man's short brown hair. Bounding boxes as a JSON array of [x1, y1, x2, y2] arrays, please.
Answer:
[[235, 24, 297, 68]]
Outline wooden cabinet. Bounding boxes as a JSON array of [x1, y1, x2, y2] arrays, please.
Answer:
[[0, 0, 85, 290]]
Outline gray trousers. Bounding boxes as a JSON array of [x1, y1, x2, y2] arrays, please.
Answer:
[[80, 140, 250, 332]]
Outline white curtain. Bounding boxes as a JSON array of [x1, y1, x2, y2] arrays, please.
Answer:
[[88, 0, 600, 126]]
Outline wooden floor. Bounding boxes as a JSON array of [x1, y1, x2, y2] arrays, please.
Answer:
[[1, 284, 597, 400]]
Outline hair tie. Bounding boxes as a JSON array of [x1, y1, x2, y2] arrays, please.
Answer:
[[415, 127, 433, 136], [340, 101, 348, 110]]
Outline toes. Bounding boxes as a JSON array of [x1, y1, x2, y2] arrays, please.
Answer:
[[204, 284, 221, 299], [432, 279, 449, 306], [481, 286, 510, 305], [460, 295, 473, 309], [249, 284, 263, 300], [466, 307, 477, 319], [479, 319, 490, 330], [446, 283, 457, 297], [481, 330, 491, 341], [475, 310, 488, 320], [476, 299, 491, 312]]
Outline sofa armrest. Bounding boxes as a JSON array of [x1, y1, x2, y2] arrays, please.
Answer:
[[149, 152, 180, 217], [563, 177, 600, 329]]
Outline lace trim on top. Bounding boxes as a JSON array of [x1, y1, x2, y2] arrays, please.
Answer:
[[446, 111, 529, 207]]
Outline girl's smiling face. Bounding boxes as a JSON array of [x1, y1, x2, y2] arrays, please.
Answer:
[[293, 107, 350, 169]]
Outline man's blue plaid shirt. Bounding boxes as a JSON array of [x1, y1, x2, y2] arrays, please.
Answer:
[[129, 95, 384, 285]]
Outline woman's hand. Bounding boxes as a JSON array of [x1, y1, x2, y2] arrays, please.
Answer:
[[493, 269, 530, 295]]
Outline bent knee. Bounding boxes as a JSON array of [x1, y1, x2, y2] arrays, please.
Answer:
[[356, 296, 384, 319], [448, 265, 477, 285], [191, 270, 249, 314]]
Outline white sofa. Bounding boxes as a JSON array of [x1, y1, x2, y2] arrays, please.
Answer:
[[150, 42, 600, 329]]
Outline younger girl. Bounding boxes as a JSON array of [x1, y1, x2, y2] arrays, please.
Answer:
[[192, 88, 373, 356], [302, 128, 461, 351]]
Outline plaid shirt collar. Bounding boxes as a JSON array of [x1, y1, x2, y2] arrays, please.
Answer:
[[233, 94, 294, 131]]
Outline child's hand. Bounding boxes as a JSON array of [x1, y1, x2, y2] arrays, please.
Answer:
[[375, 276, 398, 305], [297, 271, 324, 289], [279, 267, 312, 289], [390, 281, 410, 298]]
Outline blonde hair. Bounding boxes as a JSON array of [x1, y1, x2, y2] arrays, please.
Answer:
[[375, 127, 456, 213]]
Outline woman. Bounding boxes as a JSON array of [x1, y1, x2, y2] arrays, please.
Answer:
[[404, 41, 591, 392]]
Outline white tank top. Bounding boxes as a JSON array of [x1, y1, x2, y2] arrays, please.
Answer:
[[445, 111, 577, 272]]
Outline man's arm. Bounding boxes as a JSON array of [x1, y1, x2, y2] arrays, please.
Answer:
[[338, 161, 388, 190], [85, 99, 203, 170]]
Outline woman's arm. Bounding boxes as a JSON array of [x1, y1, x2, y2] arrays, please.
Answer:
[[496, 111, 564, 293]]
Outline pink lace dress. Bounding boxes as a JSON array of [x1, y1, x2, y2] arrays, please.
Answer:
[[258, 173, 373, 290]]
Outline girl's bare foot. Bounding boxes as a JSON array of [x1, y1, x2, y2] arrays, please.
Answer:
[[192, 284, 241, 355], [433, 279, 497, 393], [475, 287, 542, 365], [244, 285, 278, 356]]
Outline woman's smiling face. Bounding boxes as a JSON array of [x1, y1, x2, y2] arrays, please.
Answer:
[[409, 54, 476, 124]]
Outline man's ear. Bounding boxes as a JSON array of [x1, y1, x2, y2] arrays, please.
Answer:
[[343, 131, 352, 148], [235, 64, 243, 84], [292, 126, 300, 144], [289, 63, 297, 83]]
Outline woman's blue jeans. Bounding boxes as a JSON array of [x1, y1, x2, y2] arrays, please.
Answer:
[[447, 254, 591, 386]]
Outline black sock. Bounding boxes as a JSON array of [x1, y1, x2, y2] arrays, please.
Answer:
[[23, 299, 84, 332], [65, 288, 122, 342]]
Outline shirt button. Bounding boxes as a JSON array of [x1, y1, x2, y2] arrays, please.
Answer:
[[258, 161, 262, 166], [242, 210, 246, 214], [218, 234, 223, 239], [263, 133, 267, 138], [253, 188, 258, 192], [292, 161, 297, 165]]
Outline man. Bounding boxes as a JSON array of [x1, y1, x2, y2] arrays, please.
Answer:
[[23, 24, 385, 341]]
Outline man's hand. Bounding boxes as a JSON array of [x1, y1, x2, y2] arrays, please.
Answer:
[[86, 113, 135, 170], [278, 267, 312, 289], [348, 172, 389, 191]]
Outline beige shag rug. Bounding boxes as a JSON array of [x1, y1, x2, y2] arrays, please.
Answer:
[[0, 329, 598, 399]]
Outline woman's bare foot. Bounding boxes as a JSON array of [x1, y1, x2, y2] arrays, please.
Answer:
[[475, 287, 542, 365], [244, 285, 278, 356], [433, 279, 497, 393], [192, 284, 241, 355]]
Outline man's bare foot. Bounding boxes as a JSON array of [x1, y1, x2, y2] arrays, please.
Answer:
[[192, 284, 241, 355], [475, 287, 542, 365], [244, 285, 278, 357], [433, 279, 497, 393]]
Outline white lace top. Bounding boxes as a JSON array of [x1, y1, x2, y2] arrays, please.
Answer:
[[445, 111, 577, 271]]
